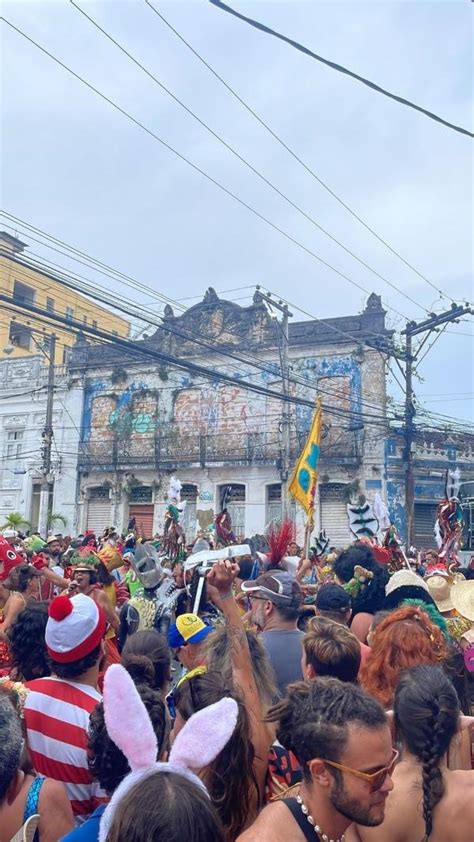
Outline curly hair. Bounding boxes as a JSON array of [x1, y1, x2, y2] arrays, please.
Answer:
[[173, 670, 257, 840], [333, 545, 389, 616], [266, 677, 386, 781], [88, 683, 167, 794], [52, 643, 102, 680], [394, 665, 458, 839], [203, 627, 278, 711], [359, 605, 448, 708], [8, 602, 51, 681]]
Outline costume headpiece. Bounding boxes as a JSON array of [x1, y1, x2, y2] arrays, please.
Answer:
[[46, 593, 106, 662], [98, 664, 238, 842], [0, 538, 23, 583]]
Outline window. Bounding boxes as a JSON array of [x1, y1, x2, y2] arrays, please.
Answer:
[[62, 347, 71, 365], [65, 306, 74, 323], [83, 315, 88, 324], [218, 484, 246, 538], [266, 483, 282, 527], [13, 280, 35, 306], [129, 486, 153, 503], [46, 297, 55, 313], [92, 320, 98, 329], [9, 321, 31, 350], [6, 431, 24, 459]]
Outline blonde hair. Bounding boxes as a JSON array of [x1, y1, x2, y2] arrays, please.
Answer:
[[304, 617, 361, 683]]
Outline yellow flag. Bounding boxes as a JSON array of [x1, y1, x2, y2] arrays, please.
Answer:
[[289, 400, 322, 522]]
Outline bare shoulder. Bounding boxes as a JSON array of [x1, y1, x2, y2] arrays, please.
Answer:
[[38, 777, 72, 809], [237, 801, 296, 842]]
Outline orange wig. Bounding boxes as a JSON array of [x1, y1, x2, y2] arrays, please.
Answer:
[[359, 605, 447, 708]]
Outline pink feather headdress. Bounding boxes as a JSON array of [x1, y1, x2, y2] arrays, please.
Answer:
[[99, 664, 238, 842]]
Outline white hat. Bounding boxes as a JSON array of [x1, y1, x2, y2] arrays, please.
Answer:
[[46, 593, 106, 663], [451, 580, 474, 622], [385, 569, 430, 597], [426, 575, 453, 613], [2, 528, 18, 539]]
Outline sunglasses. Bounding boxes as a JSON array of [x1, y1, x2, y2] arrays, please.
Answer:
[[323, 748, 399, 792]]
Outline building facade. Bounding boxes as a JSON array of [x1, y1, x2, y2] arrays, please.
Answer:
[[0, 231, 129, 363], [70, 289, 392, 544], [0, 355, 81, 531]]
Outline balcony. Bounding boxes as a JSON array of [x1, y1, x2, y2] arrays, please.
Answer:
[[77, 428, 359, 471]]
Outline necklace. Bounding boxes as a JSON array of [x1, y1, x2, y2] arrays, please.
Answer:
[[296, 795, 345, 842]]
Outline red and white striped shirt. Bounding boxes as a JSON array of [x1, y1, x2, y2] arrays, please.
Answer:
[[24, 676, 107, 820]]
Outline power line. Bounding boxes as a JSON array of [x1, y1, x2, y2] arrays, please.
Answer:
[[1, 19, 416, 324], [3, 214, 399, 359], [209, 0, 474, 139], [6, 256, 399, 423], [0, 295, 396, 428], [145, 0, 456, 303], [69, 0, 425, 316]]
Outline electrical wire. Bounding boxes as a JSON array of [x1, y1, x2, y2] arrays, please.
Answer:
[[1, 19, 418, 324], [208, 0, 474, 139], [69, 0, 426, 316], [144, 0, 456, 304], [5, 255, 400, 421]]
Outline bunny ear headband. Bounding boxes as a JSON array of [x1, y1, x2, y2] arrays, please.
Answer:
[[99, 665, 238, 842]]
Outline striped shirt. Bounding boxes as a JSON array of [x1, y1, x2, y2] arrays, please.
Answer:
[[24, 676, 107, 821]]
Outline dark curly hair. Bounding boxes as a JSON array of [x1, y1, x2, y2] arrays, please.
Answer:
[[9, 602, 51, 681], [333, 544, 389, 616], [88, 683, 167, 795], [394, 665, 459, 839], [52, 643, 102, 680], [173, 670, 257, 840], [267, 677, 386, 782]]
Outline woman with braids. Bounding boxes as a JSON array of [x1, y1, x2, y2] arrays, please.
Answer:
[[359, 605, 447, 709], [347, 665, 474, 842], [172, 559, 272, 840], [333, 544, 389, 643]]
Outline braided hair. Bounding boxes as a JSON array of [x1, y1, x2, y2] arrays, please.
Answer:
[[394, 665, 459, 840]]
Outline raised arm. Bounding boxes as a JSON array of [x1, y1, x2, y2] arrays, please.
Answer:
[[207, 560, 271, 794]]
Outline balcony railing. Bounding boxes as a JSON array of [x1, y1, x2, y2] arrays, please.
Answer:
[[77, 430, 359, 471]]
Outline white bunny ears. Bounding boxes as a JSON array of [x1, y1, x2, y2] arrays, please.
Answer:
[[99, 664, 238, 842]]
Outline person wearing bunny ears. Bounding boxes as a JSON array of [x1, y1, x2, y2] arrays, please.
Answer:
[[60, 676, 169, 842], [96, 664, 238, 842]]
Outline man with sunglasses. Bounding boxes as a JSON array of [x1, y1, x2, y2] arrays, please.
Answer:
[[241, 570, 304, 694], [238, 677, 395, 842]]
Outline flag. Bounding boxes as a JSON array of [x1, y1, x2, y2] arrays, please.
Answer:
[[289, 400, 322, 525]]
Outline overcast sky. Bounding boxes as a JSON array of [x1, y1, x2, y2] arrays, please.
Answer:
[[2, 0, 473, 424]]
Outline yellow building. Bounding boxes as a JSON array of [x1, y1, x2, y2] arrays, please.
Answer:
[[0, 231, 129, 361]]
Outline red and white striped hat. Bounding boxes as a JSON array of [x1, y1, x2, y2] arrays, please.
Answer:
[[46, 593, 106, 663]]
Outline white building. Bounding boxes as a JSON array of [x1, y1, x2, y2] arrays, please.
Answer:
[[0, 355, 81, 533]]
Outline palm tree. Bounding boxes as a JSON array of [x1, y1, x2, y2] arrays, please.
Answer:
[[47, 513, 68, 531], [1, 512, 31, 531]]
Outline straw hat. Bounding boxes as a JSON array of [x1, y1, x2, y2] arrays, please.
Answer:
[[426, 575, 453, 613], [450, 580, 474, 622]]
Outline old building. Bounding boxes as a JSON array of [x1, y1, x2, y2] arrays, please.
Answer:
[[70, 289, 392, 543], [0, 355, 81, 530], [0, 231, 129, 362]]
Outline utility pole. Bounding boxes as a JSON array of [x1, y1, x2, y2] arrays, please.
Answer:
[[38, 333, 56, 539], [255, 287, 292, 519], [401, 304, 472, 547]]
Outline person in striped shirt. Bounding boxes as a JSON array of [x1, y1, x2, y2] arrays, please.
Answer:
[[24, 593, 108, 823]]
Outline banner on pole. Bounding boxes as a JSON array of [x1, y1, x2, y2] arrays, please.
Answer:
[[289, 400, 322, 527]]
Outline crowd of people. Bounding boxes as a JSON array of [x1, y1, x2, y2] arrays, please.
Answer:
[[0, 522, 473, 842]]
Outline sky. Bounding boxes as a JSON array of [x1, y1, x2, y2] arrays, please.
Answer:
[[2, 0, 473, 425]]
